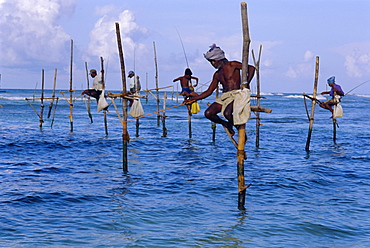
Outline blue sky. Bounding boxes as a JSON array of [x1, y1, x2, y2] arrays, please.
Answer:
[[1, 0, 369, 94]]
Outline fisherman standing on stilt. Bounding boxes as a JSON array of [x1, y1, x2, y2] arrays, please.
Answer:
[[184, 44, 255, 136], [319, 76, 344, 118]]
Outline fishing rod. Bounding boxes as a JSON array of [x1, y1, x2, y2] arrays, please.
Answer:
[[174, 26, 189, 68], [345, 79, 370, 96]]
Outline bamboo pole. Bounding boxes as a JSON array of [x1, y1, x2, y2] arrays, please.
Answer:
[[48, 68, 57, 118], [238, 2, 251, 211], [252, 45, 263, 147], [153, 41, 160, 127], [101, 57, 108, 136], [115, 22, 129, 172], [39, 69, 45, 130], [85, 62, 93, 123], [69, 39, 74, 132], [305, 56, 319, 152], [162, 92, 168, 137]]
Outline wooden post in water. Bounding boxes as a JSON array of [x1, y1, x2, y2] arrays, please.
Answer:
[[48, 68, 57, 119], [50, 97, 58, 129], [162, 92, 168, 137], [211, 85, 220, 142], [333, 119, 337, 144], [115, 22, 129, 172], [85, 62, 93, 123], [153, 42, 161, 127], [238, 2, 251, 211], [135, 119, 140, 137], [145, 72, 149, 104], [69, 39, 74, 132], [305, 56, 320, 152], [39, 69, 45, 130], [101, 57, 108, 136], [252, 45, 263, 147], [188, 110, 192, 139]]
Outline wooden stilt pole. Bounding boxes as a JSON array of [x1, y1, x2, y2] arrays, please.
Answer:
[[188, 111, 192, 139], [39, 69, 45, 130], [85, 62, 93, 123], [135, 119, 140, 137], [305, 56, 319, 152], [162, 92, 168, 137], [333, 119, 337, 144], [145, 72, 149, 104], [153, 42, 160, 127], [101, 56, 108, 136], [69, 39, 74, 132], [211, 85, 220, 143], [50, 97, 58, 129], [238, 2, 251, 211], [115, 22, 129, 172], [252, 45, 263, 147], [48, 68, 57, 119]]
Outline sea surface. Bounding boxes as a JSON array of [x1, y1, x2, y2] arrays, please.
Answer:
[[0, 89, 370, 247]]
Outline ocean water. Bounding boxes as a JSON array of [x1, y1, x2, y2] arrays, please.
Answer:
[[1, 89, 370, 247]]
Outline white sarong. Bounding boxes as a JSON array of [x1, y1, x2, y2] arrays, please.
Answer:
[[215, 88, 251, 125]]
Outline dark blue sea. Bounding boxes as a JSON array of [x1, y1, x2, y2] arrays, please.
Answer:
[[1, 89, 369, 247]]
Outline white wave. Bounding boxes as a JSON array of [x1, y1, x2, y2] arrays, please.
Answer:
[[284, 94, 326, 100], [284, 94, 305, 99], [352, 94, 370, 98], [260, 92, 274, 96]]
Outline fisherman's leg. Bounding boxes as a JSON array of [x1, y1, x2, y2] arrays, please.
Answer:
[[205, 102, 235, 136], [327, 102, 335, 118], [320, 102, 331, 111], [223, 102, 234, 125], [222, 102, 237, 135]]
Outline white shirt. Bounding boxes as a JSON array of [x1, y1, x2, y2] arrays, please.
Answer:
[[92, 74, 103, 90]]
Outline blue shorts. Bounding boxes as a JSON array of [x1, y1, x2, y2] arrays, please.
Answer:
[[181, 88, 193, 95]]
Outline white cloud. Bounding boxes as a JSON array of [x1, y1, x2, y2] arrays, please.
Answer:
[[285, 50, 315, 79], [344, 50, 370, 78], [334, 42, 370, 78], [0, 0, 74, 66], [286, 66, 297, 78], [304, 50, 314, 61], [85, 8, 149, 68]]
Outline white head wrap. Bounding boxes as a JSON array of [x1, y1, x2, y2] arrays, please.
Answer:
[[204, 44, 225, 61]]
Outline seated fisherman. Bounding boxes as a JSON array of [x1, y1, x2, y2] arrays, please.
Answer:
[[173, 68, 199, 98], [319, 76, 344, 118], [173, 68, 199, 114], [184, 44, 255, 136], [81, 69, 104, 102]]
